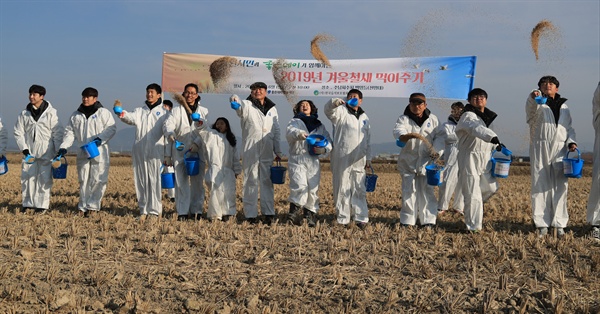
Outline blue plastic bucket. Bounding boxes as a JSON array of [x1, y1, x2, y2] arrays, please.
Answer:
[[563, 148, 584, 178], [306, 134, 328, 155], [491, 149, 512, 178], [161, 167, 175, 189], [0, 155, 7, 175], [396, 138, 406, 148], [52, 157, 68, 179], [365, 168, 378, 192], [184, 151, 200, 176], [425, 164, 444, 186], [81, 142, 100, 159], [270, 161, 287, 184]]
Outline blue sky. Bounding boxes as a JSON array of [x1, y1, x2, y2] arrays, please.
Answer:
[[1, 0, 598, 156]]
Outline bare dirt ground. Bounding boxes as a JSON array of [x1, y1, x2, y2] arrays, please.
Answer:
[[0, 153, 598, 313]]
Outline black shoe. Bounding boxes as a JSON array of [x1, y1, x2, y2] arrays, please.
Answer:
[[170, 198, 175, 203], [177, 215, 188, 221], [303, 208, 316, 227], [288, 203, 301, 224], [247, 217, 259, 224], [356, 221, 368, 230], [34, 208, 47, 214], [222, 215, 231, 222], [193, 213, 203, 221], [264, 215, 276, 225]]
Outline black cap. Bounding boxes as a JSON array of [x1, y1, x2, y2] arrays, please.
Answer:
[[250, 82, 268, 90]]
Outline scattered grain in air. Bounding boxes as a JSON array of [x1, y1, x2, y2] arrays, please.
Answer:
[[209, 56, 238, 92], [531, 20, 557, 61], [310, 33, 335, 66]]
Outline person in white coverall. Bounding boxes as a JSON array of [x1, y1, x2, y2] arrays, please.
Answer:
[[57, 87, 116, 216], [163, 83, 209, 220], [230, 82, 282, 225], [14, 85, 64, 213], [588, 82, 600, 241], [0, 116, 7, 163], [434, 101, 465, 215], [162, 100, 176, 202], [195, 117, 242, 221], [393, 93, 443, 227], [325, 89, 372, 228], [456, 88, 501, 232], [526, 76, 577, 237], [117, 83, 170, 218], [286, 100, 332, 227]]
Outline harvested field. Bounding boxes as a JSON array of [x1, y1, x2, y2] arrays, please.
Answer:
[[0, 153, 598, 313]]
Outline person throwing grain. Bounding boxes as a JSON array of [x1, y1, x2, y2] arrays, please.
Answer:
[[325, 89, 372, 229], [393, 93, 443, 228], [587, 81, 600, 241], [230, 82, 282, 225], [526, 76, 577, 238], [456, 88, 501, 233]]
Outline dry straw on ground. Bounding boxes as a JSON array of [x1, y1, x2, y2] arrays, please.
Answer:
[[272, 58, 297, 106], [531, 20, 557, 61], [209, 56, 238, 92], [0, 153, 598, 313], [310, 33, 334, 66]]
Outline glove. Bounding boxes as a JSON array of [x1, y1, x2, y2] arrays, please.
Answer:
[[55, 148, 68, 159], [274, 153, 282, 162], [93, 138, 102, 146], [189, 143, 199, 153], [333, 98, 344, 107], [168, 135, 176, 143], [22, 149, 30, 157], [568, 143, 577, 151], [429, 152, 440, 160], [230, 94, 240, 103], [490, 137, 500, 145], [313, 147, 326, 155], [164, 156, 172, 166]]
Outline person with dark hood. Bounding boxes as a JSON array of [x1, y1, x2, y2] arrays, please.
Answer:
[[527, 76, 577, 238], [286, 100, 332, 227], [14, 84, 64, 214], [393, 93, 443, 228], [434, 101, 465, 215], [230, 82, 282, 225], [58, 87, 116, 216], [116, 83, 170, 220], [456, 88, 502, 233]]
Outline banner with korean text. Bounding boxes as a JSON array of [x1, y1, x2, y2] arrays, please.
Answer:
[[162, 53, 476, 100]]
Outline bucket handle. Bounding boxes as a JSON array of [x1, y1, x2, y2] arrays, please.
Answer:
[[52, 156, 68, 165], [273, 160, 283, 168], [491, 148, 512, 160], [184, 150, 199, 159], [564, 147, 581, 161]]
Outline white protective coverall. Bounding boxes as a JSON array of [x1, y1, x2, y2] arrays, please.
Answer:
[[587, 82, 600, 226], [163, 103, 209, 216], [434, 116, 464, 213], [60, 106, 116, 212], [234, 97, 282, 218], [195, 120, 242, 220], [393, 108, 442, 226], [286, 117, 332, 213], [120, 103, 170, 216], [456, 107, 499, 231], [0, 117, 7, 157], [325, 98, 371, 224], [14, 101, 64, 209], [526, 94, 576, 229]]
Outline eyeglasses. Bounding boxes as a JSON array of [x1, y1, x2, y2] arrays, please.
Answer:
[[471, 95, 486, 100], [409, 100, 425, 105], [184, 92, 197, 96]]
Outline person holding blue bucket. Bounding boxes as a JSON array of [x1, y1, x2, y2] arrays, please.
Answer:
[[325, 89, 372, 229], [116, 83, 171, 220], [433, 101, 465, 216], [164, 83, 209, 221], [58, 87, 116, 216], [393, 93, 443, 229], [286, 100, 332, 227], [230, 82, 283, 225], [0, 116, 7, 174], [527, 76, 577, 238], [14, 84, 64, 214], [456, 88, 502, 233], [587, 82, 600, 241]]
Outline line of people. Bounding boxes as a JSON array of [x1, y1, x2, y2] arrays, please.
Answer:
[[1, 78, 598, 239]]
